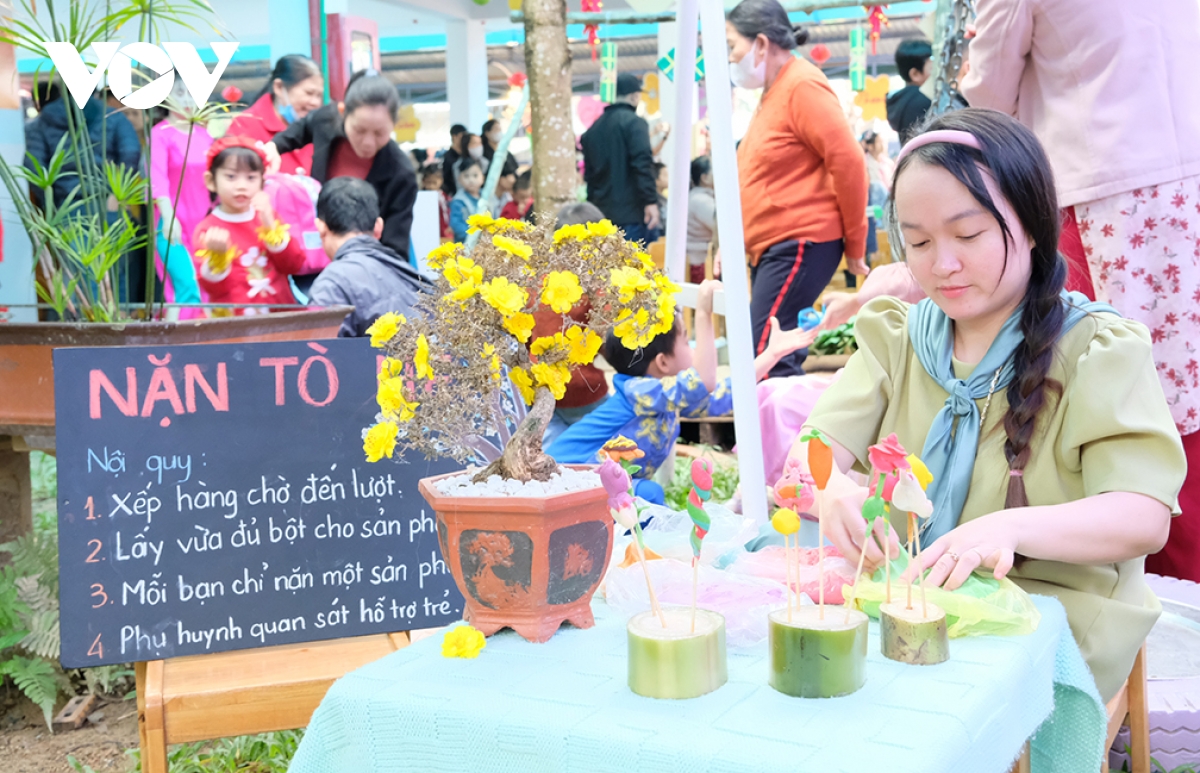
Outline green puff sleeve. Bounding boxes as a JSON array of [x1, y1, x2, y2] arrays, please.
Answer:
[[1058, 316, 1186, 512], [804, 296, 910, 466]]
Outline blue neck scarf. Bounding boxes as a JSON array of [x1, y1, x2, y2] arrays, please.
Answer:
[[909, 291, 1117, 545]]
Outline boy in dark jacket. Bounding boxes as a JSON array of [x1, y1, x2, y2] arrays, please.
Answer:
[[308, 177, 430, 337], [886, 39, 934, 143]]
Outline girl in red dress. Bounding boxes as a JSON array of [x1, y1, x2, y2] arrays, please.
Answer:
[[193, 137, 307, 316]]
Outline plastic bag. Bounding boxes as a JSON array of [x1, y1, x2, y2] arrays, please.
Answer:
[[848, 550, 1041, 638], [639, 502, 758, 567], [726, 545, 857, 605], [263, 173, 328, 274], [605, 558, 792, 647]]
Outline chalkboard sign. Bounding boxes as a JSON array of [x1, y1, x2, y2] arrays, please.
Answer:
[[53, 338, 463, 667]]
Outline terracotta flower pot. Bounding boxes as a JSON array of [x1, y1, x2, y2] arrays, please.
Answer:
[[418, 467, 613, 643]]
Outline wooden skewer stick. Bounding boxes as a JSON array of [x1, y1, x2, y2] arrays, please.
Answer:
[[884, 518, 892, 605], [691, 559, 698, 634], [817, 495, 825, 620], [634, 536, 667, 627], [906, 512, 915, 610], [845, 525, 871, 625], [785, 534, 794, 622], [915, 530, 927, 618]]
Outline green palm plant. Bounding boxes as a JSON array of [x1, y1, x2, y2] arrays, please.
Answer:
[[0, 0, 230, 321]]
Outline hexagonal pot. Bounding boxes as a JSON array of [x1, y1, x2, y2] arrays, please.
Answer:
[[418, 467, 612, 643]]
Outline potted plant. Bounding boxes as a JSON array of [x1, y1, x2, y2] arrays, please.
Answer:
[[0, 0, 349, 434], [367, 213, 679, 642]]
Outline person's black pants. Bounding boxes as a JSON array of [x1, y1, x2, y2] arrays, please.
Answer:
[[749, 238, 845, 378]]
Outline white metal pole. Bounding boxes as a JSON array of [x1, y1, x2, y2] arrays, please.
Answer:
[[664, 0, 697, 282], [697, 0, 769, 526]]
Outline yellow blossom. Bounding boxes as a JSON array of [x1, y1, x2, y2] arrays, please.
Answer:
[[614, 307, 656, 349], [482, 344, 502, 382], [530, 333, 565, 358], [466, 213, 497, 234], [540, 271, 584, 314], [553, 223, 589, 244], [610, 266, 653, 302], [377, 377, 419, 421], [363, 421, 399, 462], [587, 220, 618, 238], [564, 326, 603, 365], [443, 256, 483, 288], [656, 289, 677, 325], [415, 334, 434, 380], [493, 235, 533, 260], [442, 625, 486, 658], [509, 366, 536, 405], [503, 312, 536, 343], [426, 242, 460, 270], [479, 277, 529, 318], [377, 356, 404, 382], [365, 312, 405, 348], [531, 361, 571, 400], [634, 251, 656, 270]]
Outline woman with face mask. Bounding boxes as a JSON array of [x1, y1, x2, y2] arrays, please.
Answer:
[[264, 72, 418, 263], [451, 133, 491, 184], [481, 118, 519, 178], [724, 0, 869, 378], [228, 55, 324, 176]]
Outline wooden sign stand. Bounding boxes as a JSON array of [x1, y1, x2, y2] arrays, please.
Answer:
[[136, 630, 411, 773]]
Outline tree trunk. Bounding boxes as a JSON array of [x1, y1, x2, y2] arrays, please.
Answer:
[[473, 386, 559, 482], [523, 0, 577, 220]]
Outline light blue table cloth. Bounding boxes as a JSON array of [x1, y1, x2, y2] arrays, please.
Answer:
[[290, 596, 1103, 773]]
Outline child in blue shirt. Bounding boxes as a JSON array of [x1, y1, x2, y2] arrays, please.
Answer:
[[548, 280, 817, 503], [449, 158, 484, 241]]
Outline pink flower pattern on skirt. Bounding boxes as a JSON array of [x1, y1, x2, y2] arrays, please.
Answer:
[[1076, 174, 1200, 434]]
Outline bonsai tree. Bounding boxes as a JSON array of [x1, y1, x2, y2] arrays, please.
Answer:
[[364, 213, 679, 482]]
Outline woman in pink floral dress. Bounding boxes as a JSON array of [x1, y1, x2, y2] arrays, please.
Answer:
[[962, 0, 1200, 582]]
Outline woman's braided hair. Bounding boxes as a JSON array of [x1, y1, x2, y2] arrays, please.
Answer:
[[888, 108, 1068, 508]]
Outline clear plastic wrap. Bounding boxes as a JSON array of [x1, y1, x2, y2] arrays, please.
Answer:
[[639, 502, 758, 567], [726, 545, 858, 605]]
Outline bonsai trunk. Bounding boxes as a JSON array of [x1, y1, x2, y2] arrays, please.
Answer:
[[474, 386, 559, 482], [523, 0, 577, 220]]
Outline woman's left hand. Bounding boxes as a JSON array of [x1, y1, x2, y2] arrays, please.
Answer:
[[902, 512, 1019, 591]]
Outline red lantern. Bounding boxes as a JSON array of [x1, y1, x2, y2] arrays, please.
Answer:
[[582, 0, 602, 59], [809, 43, 831, 66], [867, 5, 890, 56], [221, 85, 243, 104]]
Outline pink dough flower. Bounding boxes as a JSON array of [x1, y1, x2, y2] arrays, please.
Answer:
[[599, 458, 636, 528], [867, 433, 910, 477]]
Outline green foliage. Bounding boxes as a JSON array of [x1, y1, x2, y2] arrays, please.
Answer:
[[1, 655, 61, 729], [123, 731, 305, 773], [663, 451, 739, 511], [809, 319, 858, 356], [0, 481, 132, 730]]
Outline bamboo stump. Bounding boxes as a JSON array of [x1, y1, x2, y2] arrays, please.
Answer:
[[627, 607, 727, 699], [769, 607, 868, 698], [879, 601, 950, 665]]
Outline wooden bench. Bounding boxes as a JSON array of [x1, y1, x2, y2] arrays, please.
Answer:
[[136, 631, 410, 773]]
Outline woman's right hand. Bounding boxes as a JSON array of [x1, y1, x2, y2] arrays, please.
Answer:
[[262, 142, 282, 174], [821, 474, 901, 575]]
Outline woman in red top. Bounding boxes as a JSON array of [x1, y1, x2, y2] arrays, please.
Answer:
[[193, 138, 307, 315], [227, 55, 323, 176]]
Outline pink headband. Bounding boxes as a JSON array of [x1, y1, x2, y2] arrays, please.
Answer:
[[896, 129, 982, 163]]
